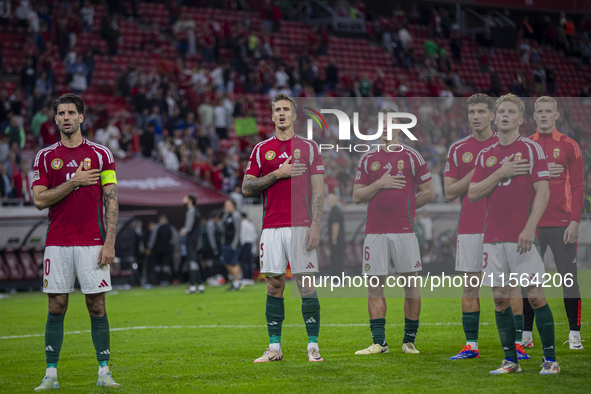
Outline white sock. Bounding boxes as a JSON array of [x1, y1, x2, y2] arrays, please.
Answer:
[[523, 331, 533, 341], [570, 330, 581, 339], [307, 342, 319, 351], [269, 343, 281, 351], [98, 365, 109, 376], [466, 341, 478, 350], [46, 367, 57, 378]]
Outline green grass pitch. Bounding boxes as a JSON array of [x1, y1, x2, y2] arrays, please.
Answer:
[[1, 281, 590, 393]]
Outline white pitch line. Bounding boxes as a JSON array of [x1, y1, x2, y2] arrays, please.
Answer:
[[1, 321, 584, 340]]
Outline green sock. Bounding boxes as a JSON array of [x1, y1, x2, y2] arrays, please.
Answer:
[[370, 318, 386, 344], [534, 304, 556, 361], [45, 313, 65, 364], [495, 306, 517, 362], [403, 318, 419, 344], [302, 291, 320, 339], [514, 314, 524, 344], [462, 311, 480, 342], [90, 314, 110, 362], [266, 294, 284, 341]]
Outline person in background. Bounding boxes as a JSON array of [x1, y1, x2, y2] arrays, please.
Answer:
[[221, 200, 242, 291], [182, 194, 205, 294], [239, 212, 257, 285], [147, 215, 175, 286], [327, 193, 345, 276]]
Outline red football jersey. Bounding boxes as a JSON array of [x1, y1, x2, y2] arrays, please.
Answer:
[[529, 128, 585, 226], [355, 144, 431, 234], [445, 133, 499, 234], [245, 134, 324, 229], [471, 137, 549, 243], [32, 139, 117, 246]]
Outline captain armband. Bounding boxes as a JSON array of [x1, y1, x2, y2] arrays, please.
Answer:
[[101, 170, 117, 186]]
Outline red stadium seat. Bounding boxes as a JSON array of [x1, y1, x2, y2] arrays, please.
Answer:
[[0, 254, 9, 281], [19, 248, 40, 280], [3, 248, 24, 280]]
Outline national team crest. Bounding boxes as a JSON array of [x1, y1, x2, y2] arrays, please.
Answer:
[[265, 151, 276, 160], [462, 152, 473, 163], [514, 152, 522, 161], [553, 148, 560, 159], [371, 162, 380, 171], [486, 156, 497, 167], [51, 159, 63, 170], [294, 149, 301, 160], [364, 264, 371, 271], [83, 157, 91, 170], [397, 160, 404, 170], [43, 279, 48, 289]]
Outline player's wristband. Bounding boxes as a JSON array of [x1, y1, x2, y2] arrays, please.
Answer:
[[100, 170, 117, 186]]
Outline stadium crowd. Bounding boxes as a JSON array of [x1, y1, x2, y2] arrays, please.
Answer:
[[0, 0, 590, 209]]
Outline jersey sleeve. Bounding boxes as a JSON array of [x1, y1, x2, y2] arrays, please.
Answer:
[[99, 146, 117, 186], [566, 138, 585, 222], [531, 142, 549, 183], [471, 151, 486, 183], [354, 155, 370, 185], [245, 144, 262, 177], [414, 161, 432, 185], [308, 141, 325, 175], [32, 149, 50, 188], [444, 145, 459, 179]]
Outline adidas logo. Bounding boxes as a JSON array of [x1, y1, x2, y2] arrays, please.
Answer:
[[66, 160, 78, 168], [99, 349, 110, 355], [384, 163, 393, 170], [306, 262, 315, 269], [279, 152, 289, 159], [306, 317, 316, 324], [45, 345, 54, 352], [98, 280, 109, 288], [268, 321, 278, 326], [414, 261, 421, 268]]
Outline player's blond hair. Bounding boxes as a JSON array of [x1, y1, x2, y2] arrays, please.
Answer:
[[378, 108, 399, 122], [495, 94, 525, 115], [271, 94, 297, 112], [534, 96, 558, 111]]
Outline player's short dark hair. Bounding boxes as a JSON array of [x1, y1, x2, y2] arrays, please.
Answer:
[[467, 94, 495, 112], [186, 194, 197, 205], [53, 93, 85, 115], [271, 94, 297, 112], [227, 199, 237, 208]]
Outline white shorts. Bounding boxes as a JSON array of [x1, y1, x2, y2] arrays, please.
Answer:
[[455, 234, 484, 272], [362, 233, 422, 275], [259, 227, 319, 276], [481, 243, 545, 287], [43, 246, 112, 294]]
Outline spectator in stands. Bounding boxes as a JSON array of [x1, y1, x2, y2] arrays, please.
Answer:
[[198, 95, 214, 129], [82, 49, 95, 88], [545, 65, 557, 95], [173, 14, 193, 59], [201, 29, 216, 64], [478, 48, 489, 72], [4, 116, 24, 149], [9, 88, 23, 116], [140, 121, 156, 158], [31, 105, 47, 146], [0, 133, 8, 163], [519, 39, 531, 64], [39, 109, 57, 147], [35, 70, 52, 99], [0, 163, 16, 201], [101, 13, 120, 56], [67, 55, 89, 94], [533, 65, 546, 94], [20, 57, 36, 98], [488, 67, 501, 97], [214, 98, 230, 140], [429, 7, 442, 39], [28, 87, 45, 117], [80, 0, 94, 32], [581, 35, 591, 65], [520, 16, 534, 39], [0, 0, 10, 25]]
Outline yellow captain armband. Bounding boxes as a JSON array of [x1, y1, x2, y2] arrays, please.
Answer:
[[101, 170, 117, 186]]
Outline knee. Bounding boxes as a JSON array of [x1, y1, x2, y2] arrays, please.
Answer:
[[493, 297, 510, 310], [463, 285, 479, 299], [266, 278, 283, 297], [86, 298, 106, 317], [528, 297, 547, 309], [48, 300, 67, 315]]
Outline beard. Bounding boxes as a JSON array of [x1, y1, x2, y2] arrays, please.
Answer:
[[60, 123, 79, 135]]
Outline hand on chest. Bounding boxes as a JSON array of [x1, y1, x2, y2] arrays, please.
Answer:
[[265, 146, 307, 171], [371, 158, 410, 180]]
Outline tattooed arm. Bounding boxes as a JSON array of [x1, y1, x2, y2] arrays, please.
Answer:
[[241, 173, 280, 197], [99, 183, 118, 266], [305, 173, 324, 252]]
